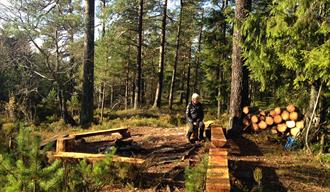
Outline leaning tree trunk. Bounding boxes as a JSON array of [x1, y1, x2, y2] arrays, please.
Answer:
[[228, 0, 250, 135], [300, 81, 321, 148], [134, 0, 144, 109], [153, 0, 168, 108], [168, 0, 183, 110], [80, 0, 95, 127]]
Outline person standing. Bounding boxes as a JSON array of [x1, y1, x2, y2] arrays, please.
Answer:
[[186, 93, 205, 143]]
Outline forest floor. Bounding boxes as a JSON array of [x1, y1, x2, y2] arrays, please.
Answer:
[[41, 123, 330, 192], [103, 126, 206, 192], [228, 132, 330, 192]]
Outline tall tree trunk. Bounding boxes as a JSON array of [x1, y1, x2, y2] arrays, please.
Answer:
[[228, 0, 250, 135], [55, 26, 71, 124], [168, 0, 183, 109], [180, 61, 186, 104], [153, 0, 168, 108], [134, 0, 144, 109], [110, 85, 113, 107], [185, 46, 192, 107], [193, 9, 204, 93], [100, 82, 105, 122], [80, 0, 95, 127], [242, 0, 252, 107], [125, 46, 131, 110], [217, 68, 223, 119], [217, 0, 228, 119], [100, 0, 106, 122], [68, 0, 76, 104]]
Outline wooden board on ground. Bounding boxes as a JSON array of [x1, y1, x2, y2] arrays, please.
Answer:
[[69, 127, 130, 139], [206, 148, 230, 192], [210, 125, 227, 148], [52, 152, 145, 165]]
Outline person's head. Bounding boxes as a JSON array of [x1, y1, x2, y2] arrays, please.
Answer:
[[191, 93, 200, 104]]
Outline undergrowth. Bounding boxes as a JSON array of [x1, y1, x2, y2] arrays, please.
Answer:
[[185, 154, 209, 192]]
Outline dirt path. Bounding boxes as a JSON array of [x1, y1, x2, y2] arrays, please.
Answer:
[[228, 133, 330, 192]]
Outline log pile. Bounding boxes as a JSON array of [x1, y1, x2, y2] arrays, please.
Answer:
[[242, 104, 304, 137]]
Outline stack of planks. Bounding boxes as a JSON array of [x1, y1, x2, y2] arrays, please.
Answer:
[[243, 104, 305, 137], [206, 124, 230, 192]]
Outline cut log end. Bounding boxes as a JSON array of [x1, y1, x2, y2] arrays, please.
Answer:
[[265, 116, 274, 126], [274, 115, 283, 124], [287, 104, 296, 113], [277, 123, 287, 133], [243, 106, 250, 114], [258, 121, 267, 129], [289, 112, 299, 121], [251, 115, 259, 123], [274, 107, 281, 115]]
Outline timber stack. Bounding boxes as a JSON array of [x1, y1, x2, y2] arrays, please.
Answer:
[[242, 104, 305, 137]]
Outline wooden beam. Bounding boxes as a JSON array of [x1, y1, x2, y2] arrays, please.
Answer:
[[206, 148, 230, 192], [52, 152, 145, 165], [69, 127, 129, 139], [210, 125, 227, 148]]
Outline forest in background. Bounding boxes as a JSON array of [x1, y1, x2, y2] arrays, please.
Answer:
[[0, 0, 329, 190]]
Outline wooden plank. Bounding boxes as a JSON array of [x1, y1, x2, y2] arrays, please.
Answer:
[[69, 127, 129, 139], [210, 126, 227, 148], [206, 148, 230, 192], [52, 152, 145, 165]]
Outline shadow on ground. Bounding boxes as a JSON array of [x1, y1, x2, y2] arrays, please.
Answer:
[[228, 135, 287, 192]]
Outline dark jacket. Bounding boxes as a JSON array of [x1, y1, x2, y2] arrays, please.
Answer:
[[186, 102, 204, 123]]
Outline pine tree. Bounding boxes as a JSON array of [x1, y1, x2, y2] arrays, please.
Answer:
[[0, 124, 63, 192], [80, 0, 95, 127]]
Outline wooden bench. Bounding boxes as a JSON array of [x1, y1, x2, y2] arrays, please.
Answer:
[[206, 125, 230, 192]]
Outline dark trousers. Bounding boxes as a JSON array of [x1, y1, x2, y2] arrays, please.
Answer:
[[187, 121, 205, 140]]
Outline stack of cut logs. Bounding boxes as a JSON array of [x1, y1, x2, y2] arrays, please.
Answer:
[[243, 104, 305, 137]]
